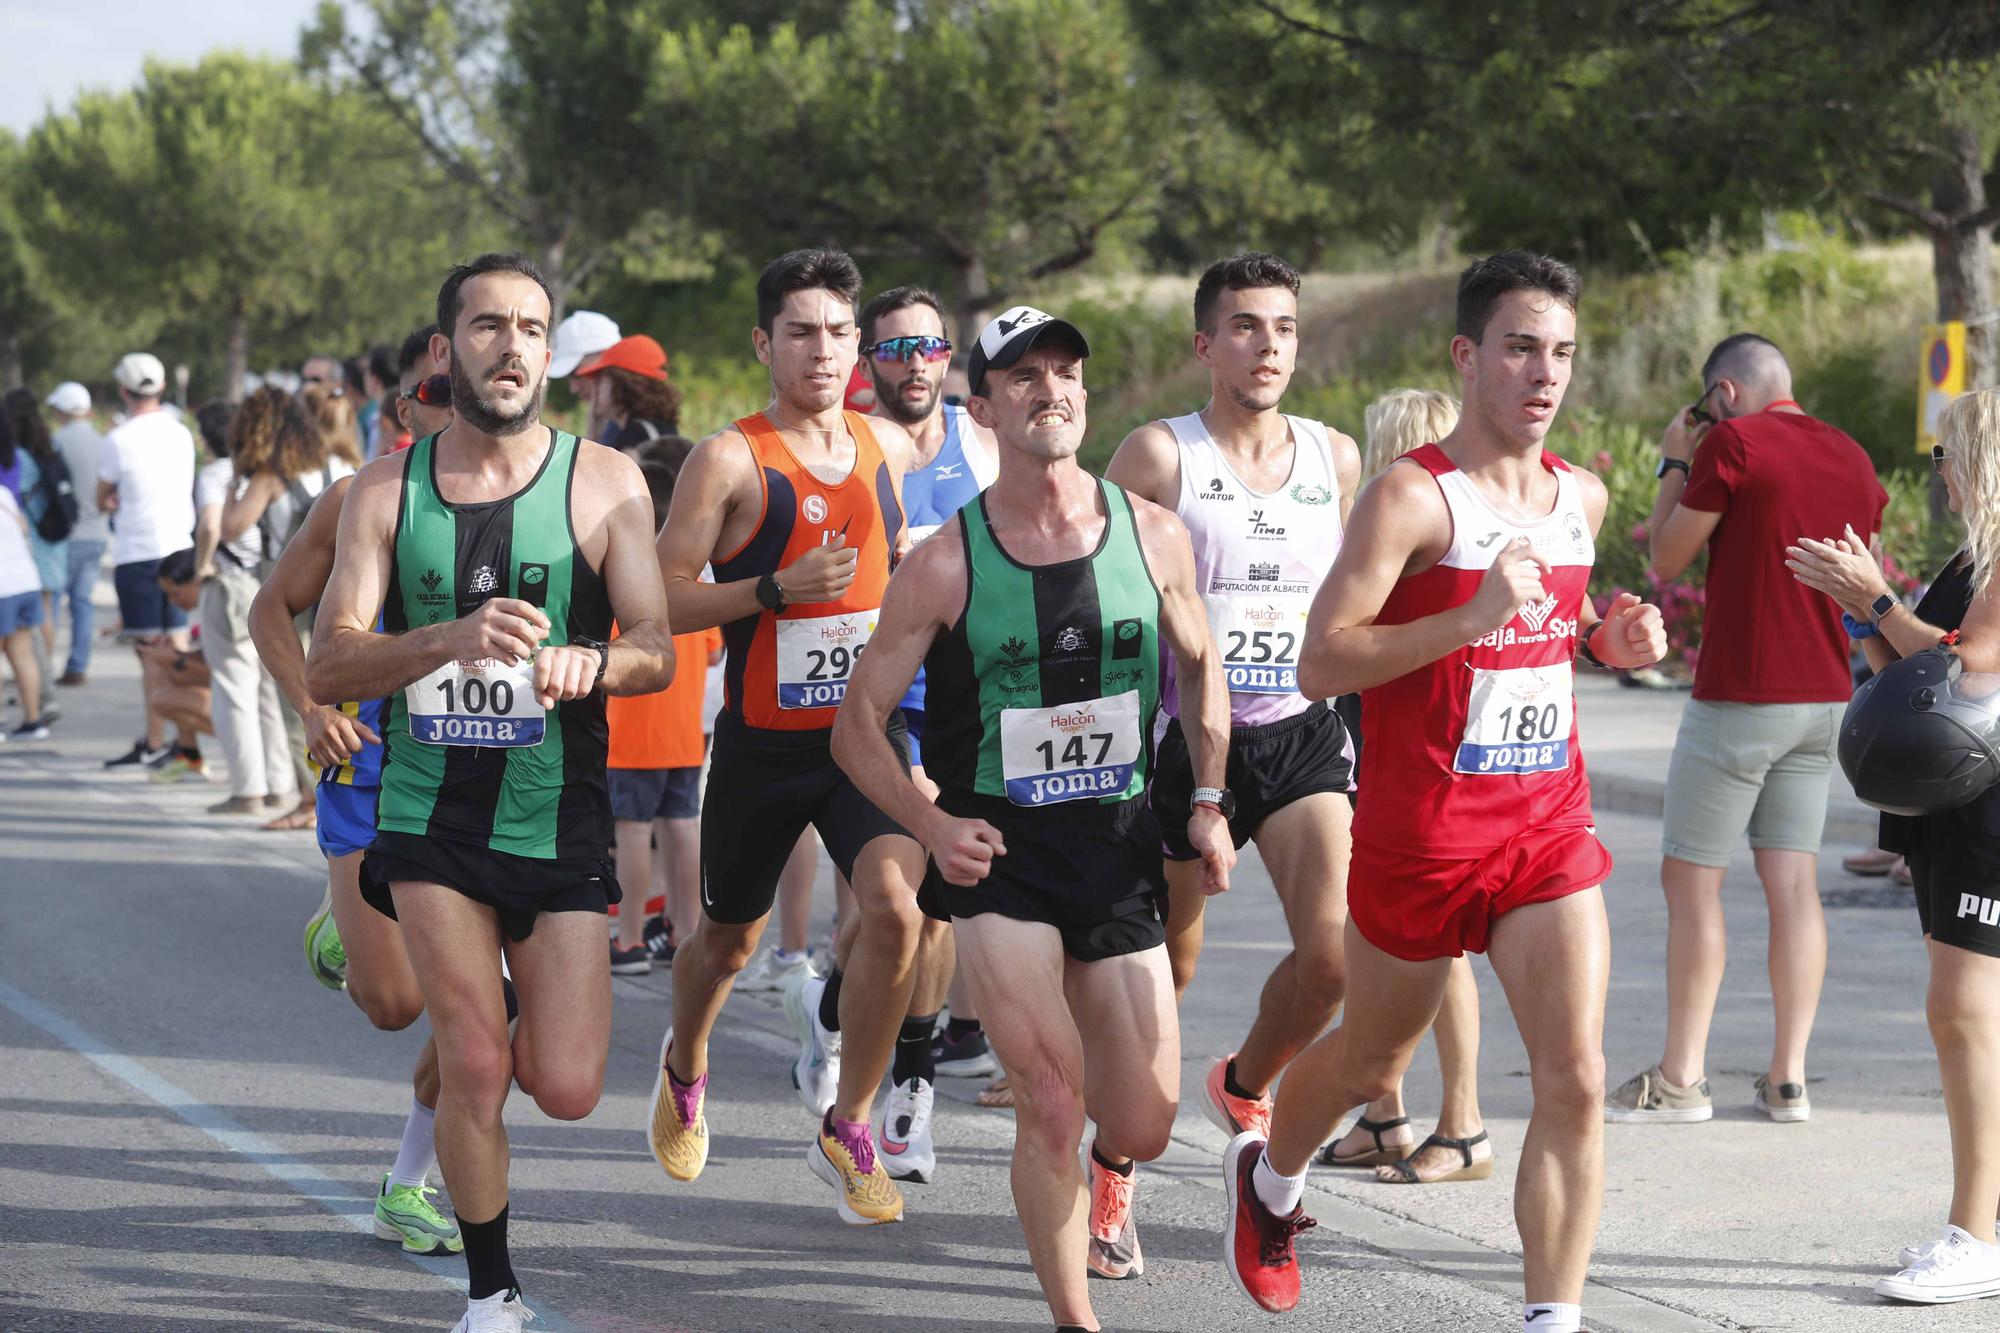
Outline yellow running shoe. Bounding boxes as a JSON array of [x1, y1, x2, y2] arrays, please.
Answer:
[[809, 1114, 904, 1225], [647, 1031, 708, 1182]]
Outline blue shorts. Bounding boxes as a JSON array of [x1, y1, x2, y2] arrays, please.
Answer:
[[316, 780, 381, 859], [610, 766, 701, 822], [0, 590, 41, 636], [112, 558, 187, 637], [902, 706, 926, 769]]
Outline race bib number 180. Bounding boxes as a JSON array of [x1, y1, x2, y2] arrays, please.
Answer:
[[999, 690, 1143, 806], [1453, 664, 1573, 775], [405, 656, 544, 748], [775, 610, 876, 709]]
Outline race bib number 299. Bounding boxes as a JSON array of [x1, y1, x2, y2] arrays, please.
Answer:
[[775, 611, 876, 709], [405, 656, 544, 748], [1453, 664, 1573, 775]]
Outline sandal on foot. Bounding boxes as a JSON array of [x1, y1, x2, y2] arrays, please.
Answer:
[[976, 1076, 1014, 1109], [1377, 1130, 1493, 1184], [261, 802, 318, 832], [1316, 1115, 1414, 1167]]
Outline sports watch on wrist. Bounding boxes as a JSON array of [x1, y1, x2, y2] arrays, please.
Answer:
[[756, 572, 788, 613], [1869, 592, 1898, 625], [1191, 786, 1237, 820], [572, 636, 610, 687], [1655, 457, 1691, 480]]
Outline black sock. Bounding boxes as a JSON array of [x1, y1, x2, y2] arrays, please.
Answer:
[[1056, 1326, 1092, 1332], [1091, 1142, 1133, 1176], [944, 1015, 981, 1043], [817, 967, 843, 1032], [893, 1011, 939, 1086], [501, 977, 519, 1024], [457, 1204, 517, 1300], [1223, 1057, 1260, 1102], [180, 744, 202, 759]]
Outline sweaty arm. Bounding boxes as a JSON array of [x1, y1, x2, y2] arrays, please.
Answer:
[[1329, 427, 1362, 528], [656, 431, 767, 633], [1299, 463, 1494, 698], [1104, 420, 1182, 511], [587, 448, 675, 697], [832, 534, 991, 877], [251, 477, 381, 767], [1137, 500, 1234, 893], [1574, 466, 1666, 670]]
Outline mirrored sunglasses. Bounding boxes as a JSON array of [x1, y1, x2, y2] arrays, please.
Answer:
[[401, 373, 452, 407], [865, 335, 952, 364]]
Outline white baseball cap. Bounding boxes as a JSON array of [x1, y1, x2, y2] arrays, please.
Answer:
[[45, 381, 91, 414], [550, 310, 620, 379], [113, 352, 167, 396]]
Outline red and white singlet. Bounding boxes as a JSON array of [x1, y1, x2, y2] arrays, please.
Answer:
[[1355, 443, 1597, 858]]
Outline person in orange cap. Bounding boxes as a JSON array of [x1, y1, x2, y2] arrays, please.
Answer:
[[573, 334, 684, 456]]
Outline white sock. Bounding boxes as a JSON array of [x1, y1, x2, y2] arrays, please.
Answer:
[[388, 1096, 438, 1190], [774, 947, 807, 963], [1251, 1147, 1306, 1217], [1524, 1302, 1581, 1332]]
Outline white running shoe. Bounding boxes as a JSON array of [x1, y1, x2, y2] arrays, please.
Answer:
[[451, 1288, 536, 1331], [876, 1077, 937, 1183], [785, 969, 841, 1116], [735, 945, 815, 993], [1877, 1226, 2000, 1304], [1901, 1218, 2000, 1269]]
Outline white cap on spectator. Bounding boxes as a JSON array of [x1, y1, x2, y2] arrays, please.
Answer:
[[550, 310, 620, 379], [45, 381, 91, 414], [113, 352, 167, 396]]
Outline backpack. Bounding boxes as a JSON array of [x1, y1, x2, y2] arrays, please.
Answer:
[[256, 462, 333, 566], [31, 450, 78, 543]]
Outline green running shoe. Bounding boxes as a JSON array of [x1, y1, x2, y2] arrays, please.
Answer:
[[373, 1174, 463, 1253], [304, 888, 348, 991]]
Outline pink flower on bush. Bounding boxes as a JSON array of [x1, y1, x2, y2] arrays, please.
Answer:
[[1593, 449, 1615, 471], [1630, 521, 1649, 546]]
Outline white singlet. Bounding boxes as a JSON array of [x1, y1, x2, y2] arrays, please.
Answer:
[[1163, 411, 1344, 727]]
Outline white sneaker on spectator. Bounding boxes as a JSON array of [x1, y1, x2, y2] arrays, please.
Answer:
[[1877, 1227, 2000, 1304]]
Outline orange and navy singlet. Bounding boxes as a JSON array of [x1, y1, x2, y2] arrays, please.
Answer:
[[712, 411, 903, 732]]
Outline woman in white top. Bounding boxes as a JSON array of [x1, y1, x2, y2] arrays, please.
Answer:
[[0, 485, 50, 741]]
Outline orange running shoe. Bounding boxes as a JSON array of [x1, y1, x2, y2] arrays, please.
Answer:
[[1201, 1053, 1273, 1139]]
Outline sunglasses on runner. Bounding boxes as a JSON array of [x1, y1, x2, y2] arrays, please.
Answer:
[[1934, 444, 1949, 475], [401, 373, 452, 407], [864, 335, 952, 364]]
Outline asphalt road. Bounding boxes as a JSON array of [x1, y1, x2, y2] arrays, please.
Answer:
[[0, 652, 1984, 1331]]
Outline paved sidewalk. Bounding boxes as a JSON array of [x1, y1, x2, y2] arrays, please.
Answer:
[[0, 637, 1975, 1332]]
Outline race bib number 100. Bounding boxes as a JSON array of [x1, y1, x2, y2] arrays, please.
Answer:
[[1453, 664, 1573, 775], [775, 610, 876, 709], [999, 690, 1143, 806], [405, 656, 544, 747]]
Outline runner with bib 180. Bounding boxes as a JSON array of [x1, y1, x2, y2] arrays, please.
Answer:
[[833, 305, 1233, 1333]]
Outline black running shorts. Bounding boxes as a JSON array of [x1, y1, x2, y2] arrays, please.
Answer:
[[699, 710, 911, 925], [362, 830, 620, 942], [1150, 700, 1354, 861], [918, 793, 1167, 962]]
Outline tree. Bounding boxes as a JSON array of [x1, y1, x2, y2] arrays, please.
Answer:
[[0, 133, 60, 391], [302, 0, 712, 320], [1138, 2, 2000, 386], [24, 54, 477, 400], [641, 0, 1187, 330]]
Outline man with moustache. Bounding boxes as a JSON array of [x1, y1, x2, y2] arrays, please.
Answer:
[[833, 305, 1232, 1333], [1106, 254, 1368, 1232], [854, 284, 1001, 1180], [307, 252, 674, 1333], [646, 248, 928, 1227], [1216, 253, 1667, 1333]]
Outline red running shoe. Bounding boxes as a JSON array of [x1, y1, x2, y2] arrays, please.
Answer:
[[1222, 1130, 1317, 1312]]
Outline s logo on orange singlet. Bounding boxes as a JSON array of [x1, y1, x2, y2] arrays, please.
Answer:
[[804, 494, 828, 524]]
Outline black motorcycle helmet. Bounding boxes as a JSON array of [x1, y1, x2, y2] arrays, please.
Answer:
[[1840, 645, 2000, 816]]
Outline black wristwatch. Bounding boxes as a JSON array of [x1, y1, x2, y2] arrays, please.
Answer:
[[1869, 592, 1898, 625], [572, 636, 610, 687], [756, 572, 788, 613], [1655, 457, 1691, 480], [1191, 786, 1237, 820]]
